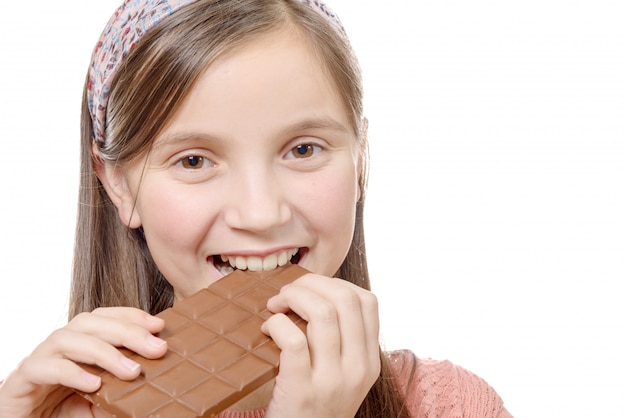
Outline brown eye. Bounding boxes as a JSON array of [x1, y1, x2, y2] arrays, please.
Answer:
[[290, 144, 318, 159], [181, 155, 205, 169]]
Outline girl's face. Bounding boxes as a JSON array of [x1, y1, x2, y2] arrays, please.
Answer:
[[113, 30, 362, 300]]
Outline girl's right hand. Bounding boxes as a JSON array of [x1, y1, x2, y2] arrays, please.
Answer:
[[0, 307, 167, 418]]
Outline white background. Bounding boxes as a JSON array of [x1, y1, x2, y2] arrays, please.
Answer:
[[1, 1, 624, 417]]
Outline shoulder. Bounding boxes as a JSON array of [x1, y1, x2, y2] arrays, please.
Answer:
[[387, 349, 513, 418]]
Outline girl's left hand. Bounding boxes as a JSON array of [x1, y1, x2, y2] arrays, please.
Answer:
[[261, 272, 380, 418]]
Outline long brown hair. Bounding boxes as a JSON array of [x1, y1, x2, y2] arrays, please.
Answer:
[[72, 0, 412, 416]]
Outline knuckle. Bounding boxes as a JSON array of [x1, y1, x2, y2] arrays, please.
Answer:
[[44, 327, 68, 346], [361, 291, 378, 312], [14, 355, 33, 375], [283, 332, 308, 353], [334, 286, 362, 308], [310, 301, 337, 323], [73, 311, 93, 323], [91, 307, 107, 316]]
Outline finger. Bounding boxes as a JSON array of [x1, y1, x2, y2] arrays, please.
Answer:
[[261, 313, 312, 380], [294, 277, 381, 395], [310, 278, 379, 366], [321, 278, 380, 373], [267, 282, 343, 370], [59, 310, 167, 359], [272, 276, 380, 373], [72, 307, 165, 334], [356, 288, 381, 369], [9, 356, 103, 393], [31, 328, 151, 381]]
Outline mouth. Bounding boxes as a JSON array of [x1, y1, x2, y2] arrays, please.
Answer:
[[210, 248, 303, 275]]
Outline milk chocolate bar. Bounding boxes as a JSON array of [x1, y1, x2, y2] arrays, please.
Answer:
[[77, 264, 309, 417]]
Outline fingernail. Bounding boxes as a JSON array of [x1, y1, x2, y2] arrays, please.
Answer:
[[120, 356, 140, 373], [82, 371, 101, 386], [146, 334, 167, 349]]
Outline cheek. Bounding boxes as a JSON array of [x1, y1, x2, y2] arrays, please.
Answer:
[[299, 164, 359, 235], [136, 183, 212, 250]]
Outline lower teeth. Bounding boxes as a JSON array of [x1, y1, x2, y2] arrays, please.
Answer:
[[216, 264, 234, 275]]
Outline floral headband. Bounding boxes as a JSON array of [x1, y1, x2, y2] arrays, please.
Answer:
[[88, 0, 346, 144]]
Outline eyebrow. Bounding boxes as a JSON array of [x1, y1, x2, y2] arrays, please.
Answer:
[[279, 116, 350, 135], [154, 116, 351, 148], [152, 131, 221, 150]]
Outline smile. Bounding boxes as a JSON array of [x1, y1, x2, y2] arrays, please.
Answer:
[[212, 248, 301, 275]]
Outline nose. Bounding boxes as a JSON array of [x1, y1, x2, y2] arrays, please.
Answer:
[[223, 167, 292, 233]]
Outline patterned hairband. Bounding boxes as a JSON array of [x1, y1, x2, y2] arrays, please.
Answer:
[[88, 0, 346, 145]]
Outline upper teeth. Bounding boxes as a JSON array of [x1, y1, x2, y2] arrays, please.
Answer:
[[220, 248, 298, 272]]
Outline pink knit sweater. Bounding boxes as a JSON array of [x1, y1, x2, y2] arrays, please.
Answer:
[[216, 349, 512, 418]]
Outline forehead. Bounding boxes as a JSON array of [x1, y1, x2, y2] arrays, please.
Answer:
[[209, 28, 334, 91], [154, 28, 351, 142]]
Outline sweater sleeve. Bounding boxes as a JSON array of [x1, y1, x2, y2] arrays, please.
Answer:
[[454, 361, 513, 418], [388, 350, 513, 418]]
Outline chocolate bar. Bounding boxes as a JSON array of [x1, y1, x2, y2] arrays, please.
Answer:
[[77, 264, 309, 417]]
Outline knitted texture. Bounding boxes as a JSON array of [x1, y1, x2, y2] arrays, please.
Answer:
[[389, 350, 512, 418]]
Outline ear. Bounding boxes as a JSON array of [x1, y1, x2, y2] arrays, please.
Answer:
[[92, 143, 142, 229]]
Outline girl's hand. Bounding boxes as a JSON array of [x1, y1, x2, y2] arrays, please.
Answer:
[[0, 307, 167, 418], [261, 273, 381, 418]]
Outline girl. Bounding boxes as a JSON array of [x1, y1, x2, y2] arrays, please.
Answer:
[[0, 0, 511, 416]]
